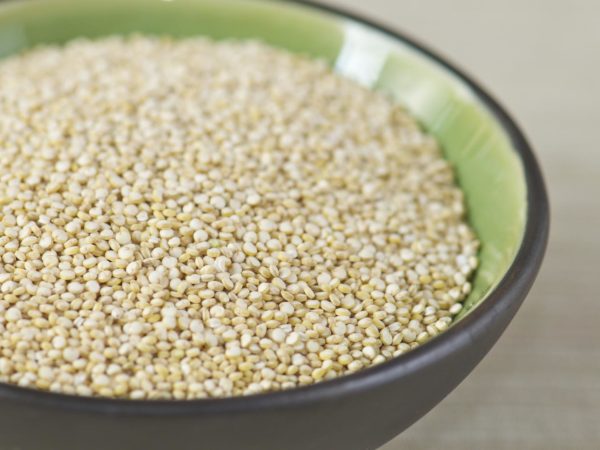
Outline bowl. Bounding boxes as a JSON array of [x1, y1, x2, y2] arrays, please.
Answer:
[[0, 1, 549, 449]]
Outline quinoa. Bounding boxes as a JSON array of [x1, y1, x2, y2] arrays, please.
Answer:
[[0, 36, 478, 399]]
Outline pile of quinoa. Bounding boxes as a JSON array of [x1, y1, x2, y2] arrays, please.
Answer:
[[0, 36, 478, 399]]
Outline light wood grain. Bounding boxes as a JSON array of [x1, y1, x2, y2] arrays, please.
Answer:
[[322, 0, 600, 448]]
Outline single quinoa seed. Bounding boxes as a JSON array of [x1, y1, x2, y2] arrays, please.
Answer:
[[0, 36, 479, 399]]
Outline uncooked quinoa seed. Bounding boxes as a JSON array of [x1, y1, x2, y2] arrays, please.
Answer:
[[0, 36, 478, 399]]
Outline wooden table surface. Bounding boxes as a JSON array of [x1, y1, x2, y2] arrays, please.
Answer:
[[323, 0, 600, 448]]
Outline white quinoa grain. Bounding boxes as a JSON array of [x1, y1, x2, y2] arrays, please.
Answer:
[[51, 336, 67, 350], [63, 348, 80, 363], [5, 308, 21, 322]]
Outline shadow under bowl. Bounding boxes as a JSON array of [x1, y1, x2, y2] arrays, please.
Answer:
[[0, 1, 549, 449]]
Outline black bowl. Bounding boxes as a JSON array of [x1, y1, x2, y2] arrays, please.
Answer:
[[0, 1, 548, 449]]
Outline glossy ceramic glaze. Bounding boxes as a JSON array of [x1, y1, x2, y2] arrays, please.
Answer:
[[0, 1, 549, 449]]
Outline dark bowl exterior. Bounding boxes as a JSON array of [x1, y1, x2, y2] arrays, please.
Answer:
[[0, 1, 549, 449]]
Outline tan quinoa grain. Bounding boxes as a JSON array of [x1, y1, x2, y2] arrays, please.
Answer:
[[0, 36, 478, 399]]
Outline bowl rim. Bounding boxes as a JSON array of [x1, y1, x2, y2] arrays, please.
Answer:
[[0, 0, 549, 415]]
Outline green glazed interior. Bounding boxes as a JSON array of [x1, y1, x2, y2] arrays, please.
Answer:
[[0, 0, 526, 320]]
